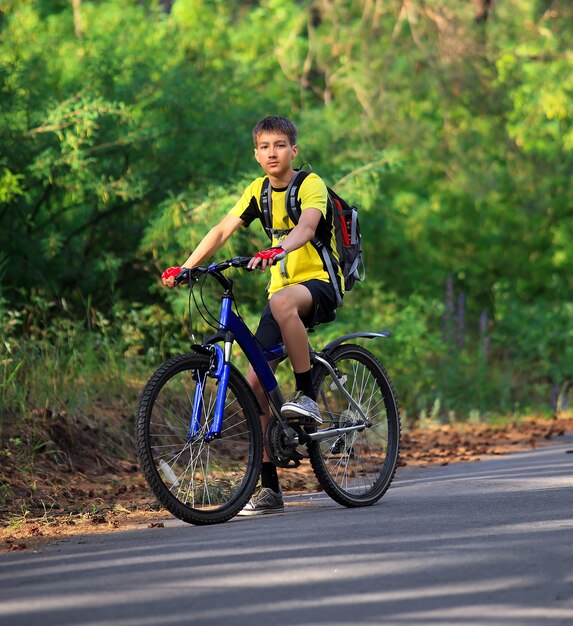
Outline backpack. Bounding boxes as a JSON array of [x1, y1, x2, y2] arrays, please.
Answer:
[[260, 169, 365, 307]]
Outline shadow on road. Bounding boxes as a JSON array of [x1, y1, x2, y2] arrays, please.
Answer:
[[1, 439, 572, 625]]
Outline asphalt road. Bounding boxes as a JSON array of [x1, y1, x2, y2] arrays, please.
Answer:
[[1, 435, 572, 626]]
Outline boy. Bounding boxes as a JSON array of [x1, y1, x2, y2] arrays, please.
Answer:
[[162, 115, 342, 514]]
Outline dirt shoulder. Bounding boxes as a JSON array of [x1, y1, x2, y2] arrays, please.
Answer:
[[2, 413, 572, 552]]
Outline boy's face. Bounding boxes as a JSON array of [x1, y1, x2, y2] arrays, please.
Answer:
[[254, 132, 298, 179]]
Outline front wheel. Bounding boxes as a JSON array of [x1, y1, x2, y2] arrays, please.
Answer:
[[136, 353, 263, 525], [309, 344, 400, 507]]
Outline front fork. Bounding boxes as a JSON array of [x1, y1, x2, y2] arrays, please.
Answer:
[[188, 339, 232, 442]]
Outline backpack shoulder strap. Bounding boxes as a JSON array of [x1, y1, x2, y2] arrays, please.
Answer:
[[260, 170, 310, 241], [260, 177, 273, 241], [287, 172, 343, 308], [284, 170, 310, 223]]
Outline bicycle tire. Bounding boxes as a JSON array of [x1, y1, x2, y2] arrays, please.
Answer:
[[308, 344, 400, 507], [136, 353, 263, 525]]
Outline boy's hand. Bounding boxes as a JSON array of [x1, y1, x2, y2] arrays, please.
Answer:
[[162, 266, 182, 288], [248, 246, 286, 272]]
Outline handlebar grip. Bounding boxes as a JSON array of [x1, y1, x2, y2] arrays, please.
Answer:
[[230, 256, 254, 269], [174, 268, 191, 284]]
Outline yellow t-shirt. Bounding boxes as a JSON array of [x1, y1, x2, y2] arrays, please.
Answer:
[[229, 173, 342, 297]]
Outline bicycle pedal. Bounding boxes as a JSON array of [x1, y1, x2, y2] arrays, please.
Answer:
[[284, 450, 305, 468], [284, 458, 301, 468], [285, 416, 305, 425], [286, 415, 322, 427], [287, 454, 304, 468]]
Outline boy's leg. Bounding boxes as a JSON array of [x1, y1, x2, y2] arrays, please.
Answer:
[[242, 305, 284, 513], [241, 283, 334, 513], [269, 285, 323, 423], [246, 362, 280, 464], [268, 284, 313, 373], [242, 363, 284, 514]]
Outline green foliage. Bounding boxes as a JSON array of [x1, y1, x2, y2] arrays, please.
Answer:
[[1, 0, 571, 425], [0, 293, 186, 427]]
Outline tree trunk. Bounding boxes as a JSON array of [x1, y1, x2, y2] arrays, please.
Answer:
[[72, 0, 83, 39], [474, 0, 494, 23]]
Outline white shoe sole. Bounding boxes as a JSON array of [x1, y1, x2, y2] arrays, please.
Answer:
[[237, 506, 284, 516], [281, 404, 323, 424]]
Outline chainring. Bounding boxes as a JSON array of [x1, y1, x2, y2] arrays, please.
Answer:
[[265, 415, 301, 468]]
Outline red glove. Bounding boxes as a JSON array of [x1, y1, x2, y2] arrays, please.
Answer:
[[254, 246, 286, 262], [161, 266, 182, 280]]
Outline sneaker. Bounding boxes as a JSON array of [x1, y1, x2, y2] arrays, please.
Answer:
[[238, 488, 284, 516], [281, 391, 323, 425]]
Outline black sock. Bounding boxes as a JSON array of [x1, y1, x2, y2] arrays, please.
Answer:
[[294, 369, 315, 401], [261, 462, 280, 493]]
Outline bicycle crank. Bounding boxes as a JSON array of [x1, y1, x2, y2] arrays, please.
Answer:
[[265, 415, 304, 468]]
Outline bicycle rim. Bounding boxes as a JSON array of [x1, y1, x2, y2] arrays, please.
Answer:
[[309, 344, 400, 507], [136, 353, 262, 525]]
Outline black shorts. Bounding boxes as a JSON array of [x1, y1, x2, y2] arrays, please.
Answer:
[[254, 279, 339, 350]]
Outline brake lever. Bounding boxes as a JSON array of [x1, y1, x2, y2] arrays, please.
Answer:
[[174, 268, 191, 285]]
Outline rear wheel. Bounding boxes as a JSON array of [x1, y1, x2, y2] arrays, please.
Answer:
[[309, 344, 400, 507], [136, 353, 263, 525]]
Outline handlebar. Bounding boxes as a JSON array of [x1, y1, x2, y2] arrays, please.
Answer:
[[174, 256, 254, 286]]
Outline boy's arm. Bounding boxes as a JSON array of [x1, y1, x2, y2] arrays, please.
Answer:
[[277, 174, 326, 255], [163, 214, 244, 287], [249, 208, 322, 271], [281, 208, 322, 254], [182, 213, 244, 268]]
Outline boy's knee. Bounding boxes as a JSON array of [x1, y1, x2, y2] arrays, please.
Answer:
[[269, 293, 296, 321]]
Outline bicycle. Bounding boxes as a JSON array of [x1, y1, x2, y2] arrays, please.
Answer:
[[136, 257, 400, 525]]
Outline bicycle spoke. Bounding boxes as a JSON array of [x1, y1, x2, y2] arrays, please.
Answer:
[[137, 354, 262, 522], [310, 345, 400, 505]]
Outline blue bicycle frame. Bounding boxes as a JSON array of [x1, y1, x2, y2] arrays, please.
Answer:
[[189, 268, 287, 442], [186, 259, 391, 443]]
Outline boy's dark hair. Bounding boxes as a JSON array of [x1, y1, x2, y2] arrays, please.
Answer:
[[253, 116, 298, 147]]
